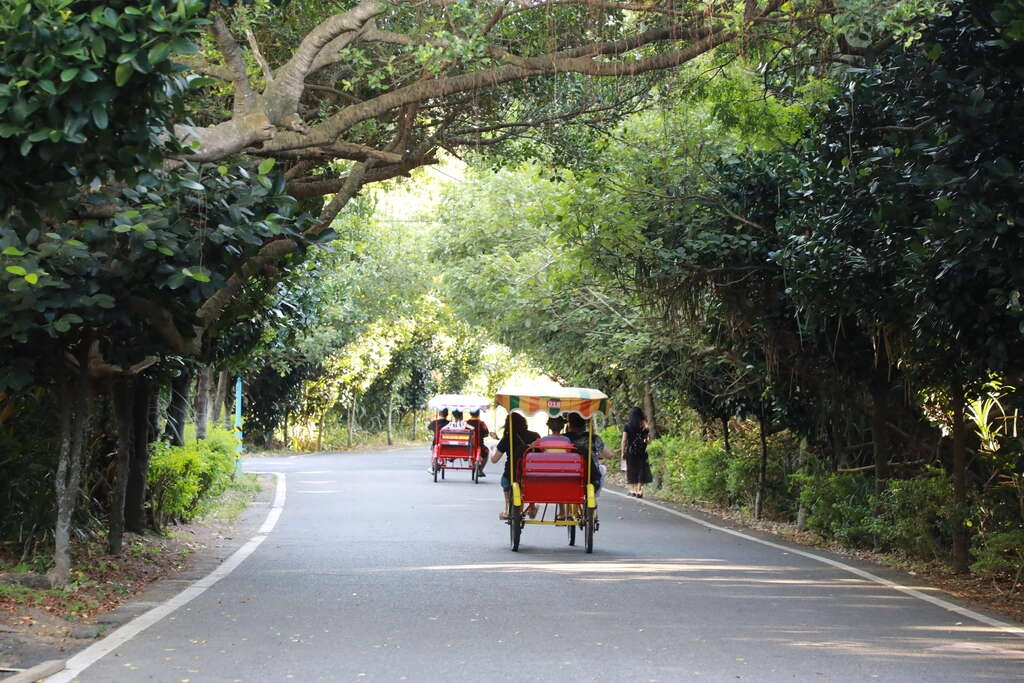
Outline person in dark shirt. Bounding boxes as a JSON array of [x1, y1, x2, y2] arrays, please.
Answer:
[[490, 413, 540, 519], [425, 408, 449, 474], [465, 408, 491, 478], [564, 412, 612, 493], [620, 406, 651, 498]]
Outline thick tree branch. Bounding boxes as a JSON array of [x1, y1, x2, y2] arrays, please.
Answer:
[[209, 14, 257, 117]]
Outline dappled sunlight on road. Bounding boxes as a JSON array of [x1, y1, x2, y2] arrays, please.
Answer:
[[401, 558, 782, 576], [762, 635, 1024, 661]]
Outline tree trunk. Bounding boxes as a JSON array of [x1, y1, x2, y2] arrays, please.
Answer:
[[51, 361, 91, 588], [347, 403, 355, 449], [125, 377, 155, 534], [223, 373, 234, 430], [411, 409, 418, 441], [721, 417, 732, 456], [754, 412, 768, 521], [950, 380, 970, 574], [316, 411, 325, 452], [795, 438, 808, 532], [868, 378, 892, 552], [163, 368, 192, 446], [643, 380, 656, 439], [283, 408, 290, 449], [195, 365, 212, 440], [386, 392, 394, 446], [213, 369, 228, 427], [108, 376, 136, 554]]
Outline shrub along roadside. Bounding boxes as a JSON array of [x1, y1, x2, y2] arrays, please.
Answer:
[[646, 425, 1023, 589], [147, 428, 239, 531]]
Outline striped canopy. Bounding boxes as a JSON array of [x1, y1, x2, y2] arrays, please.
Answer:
[[494, 386, 609, 419], [426, 394, 491, 412]]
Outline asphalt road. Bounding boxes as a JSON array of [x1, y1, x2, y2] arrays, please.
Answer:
[[47, 446, 1024, 682]]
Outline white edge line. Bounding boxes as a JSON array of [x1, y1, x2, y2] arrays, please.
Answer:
[[45, 472, 287, 682], [607, 489, 1024, 639]]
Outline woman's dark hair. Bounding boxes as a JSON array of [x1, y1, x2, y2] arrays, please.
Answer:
[[546, 415, 566, 433], [626, 406, 646, 432], [566, 412, 586, 432], [503, 412, 528, 434]]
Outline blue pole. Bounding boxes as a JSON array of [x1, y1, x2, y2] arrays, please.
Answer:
[[234, 377, 243, 472]]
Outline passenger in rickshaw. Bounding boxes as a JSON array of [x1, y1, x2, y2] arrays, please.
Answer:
[[448, 409, 467, 429], [546, 415, 567, 435], [425, 408, 449, 474], [545, 415, 571, 519], [466, 408, 491, 478], [564, 412, 612, 493], [490, 413, 540, 520], [426, 408, 449, 444]]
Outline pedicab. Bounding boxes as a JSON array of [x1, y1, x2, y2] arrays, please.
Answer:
[[426, 394, 491, 483], [493, 387, 609, 553]]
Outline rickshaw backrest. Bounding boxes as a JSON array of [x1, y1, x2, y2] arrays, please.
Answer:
[[438, 427, 474, 450], [521, 436, 583, 477], [519, 436, 585, 502]]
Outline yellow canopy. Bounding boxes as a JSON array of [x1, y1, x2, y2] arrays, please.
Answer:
[[494, 386, 609, 419]]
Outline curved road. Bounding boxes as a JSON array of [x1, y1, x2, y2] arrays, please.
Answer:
[[48, 447, 1023, 682]]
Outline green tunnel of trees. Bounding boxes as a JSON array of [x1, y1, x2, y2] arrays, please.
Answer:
[[1, 0, 1022, 588]]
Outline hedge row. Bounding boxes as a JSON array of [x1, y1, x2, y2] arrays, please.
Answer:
[[147, 427, 238, 529]]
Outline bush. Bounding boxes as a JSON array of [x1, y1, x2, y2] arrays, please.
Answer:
[[875, 470, 956, 561], [799, 471, 877, 548], [147, 428, 237, 529], [0, 390, 60, 554], [649, 435, 733, 505], [971, 528, 1024, 584]]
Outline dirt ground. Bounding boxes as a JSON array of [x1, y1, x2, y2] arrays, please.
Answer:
[[1, 471, 1021, 680]]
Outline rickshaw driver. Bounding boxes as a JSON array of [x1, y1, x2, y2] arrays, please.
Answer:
[[425, 408, 449, 474], [490, 413, 541, 520], [466, 408, 490, 478], [564, 412, 613, 493]]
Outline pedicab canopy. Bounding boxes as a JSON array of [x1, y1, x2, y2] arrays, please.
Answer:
[[426, 394, 491, 413], [494, 386, 609, 419]]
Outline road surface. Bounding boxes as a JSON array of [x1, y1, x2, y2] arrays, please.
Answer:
[[47, 446, 1024, 682]]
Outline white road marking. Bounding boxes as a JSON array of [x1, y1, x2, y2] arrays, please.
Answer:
[[45, 472, 288, 682], [610, 490, 1024, 640]]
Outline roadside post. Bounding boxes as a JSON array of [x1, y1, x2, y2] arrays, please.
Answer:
[[234, 376, 243, 474]]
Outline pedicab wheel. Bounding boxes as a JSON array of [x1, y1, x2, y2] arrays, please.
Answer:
[[510, 505, 522, 551], [567, 519, 576, 546], [432, 461, 438, 483], [471, 462, 479, 484], [584, 507, 595, 553]]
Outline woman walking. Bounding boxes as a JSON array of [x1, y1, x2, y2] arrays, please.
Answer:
[[620, 406, 651, 498]]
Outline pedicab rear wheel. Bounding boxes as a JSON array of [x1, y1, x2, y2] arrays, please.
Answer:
[[584, 506, 595, 553], [510, 505, 522, 551]]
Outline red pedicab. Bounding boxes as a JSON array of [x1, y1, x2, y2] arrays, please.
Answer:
[[494, 387, 609, 553], [427, 394, 491, 483]]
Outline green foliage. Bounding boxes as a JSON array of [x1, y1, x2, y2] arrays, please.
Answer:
[[0, 389, 59, 550], [797, 469, 960, 561], [0, 0, 208, 213], [0, 159, 311, 390], [653, 436, 733, 506], [797, 472, 878, 548], [147, 427, 237, 528], [875, 471, 957, 560], [971, 529, 1024, 582]]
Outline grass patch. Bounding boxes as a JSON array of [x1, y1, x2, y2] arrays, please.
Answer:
[[204, 472, 261, 524]]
